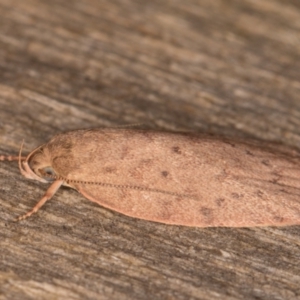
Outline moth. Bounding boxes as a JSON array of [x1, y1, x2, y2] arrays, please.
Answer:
[[1, 128, 300, 227]]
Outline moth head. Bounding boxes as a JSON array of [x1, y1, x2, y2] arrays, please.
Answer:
[[29, 151, 56, 181], [20, 144, 58, 183]]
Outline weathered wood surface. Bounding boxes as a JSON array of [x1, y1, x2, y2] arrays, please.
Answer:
[[0, 0, 300, 299]]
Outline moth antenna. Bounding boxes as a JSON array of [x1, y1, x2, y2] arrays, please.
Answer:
[[66, 178, 193, 198], [0, 155, 27, 161], [0, 142, 27, 162]]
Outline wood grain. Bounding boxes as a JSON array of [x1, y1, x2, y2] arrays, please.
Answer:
[[0, 0, 299, 299]]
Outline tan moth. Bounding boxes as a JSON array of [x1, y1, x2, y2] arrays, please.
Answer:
[[1, 128, 300, 227]]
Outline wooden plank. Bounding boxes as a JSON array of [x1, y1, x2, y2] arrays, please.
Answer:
[[0, 0, 299, 299]]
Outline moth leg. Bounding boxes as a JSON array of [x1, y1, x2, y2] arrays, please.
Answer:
[[16, 180, 64, 221]]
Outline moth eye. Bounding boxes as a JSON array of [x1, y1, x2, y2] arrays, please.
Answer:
[[38, 167, 56, 181]]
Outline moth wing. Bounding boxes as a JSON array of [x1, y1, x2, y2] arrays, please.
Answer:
[[52, 130, 300, 227]]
